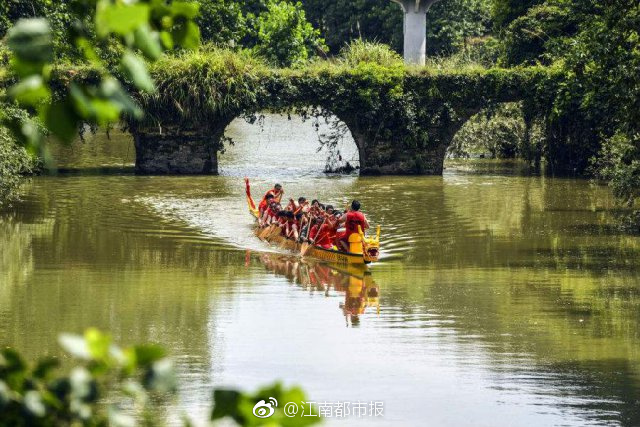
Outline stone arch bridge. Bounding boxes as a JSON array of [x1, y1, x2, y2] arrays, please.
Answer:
[[130, 58, 557, 176]]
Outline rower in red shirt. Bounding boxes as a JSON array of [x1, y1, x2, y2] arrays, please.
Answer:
[[338, 200, 369, 252], [260, 201, 280, 226], [258, 183, 284, 215], [313, 209, 339, 249]]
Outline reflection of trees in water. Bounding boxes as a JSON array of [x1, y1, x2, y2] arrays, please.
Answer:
[[253, 253, 380, 327], [0, 179, 251, 378], [370, 264, 640, 426], [0, 185, 253, 423], [358, 172, 640, 425], [0, 216, 47, 316], [392, 174, 640, 270]]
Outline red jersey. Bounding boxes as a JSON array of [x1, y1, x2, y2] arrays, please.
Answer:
[[315, 232, 333, 248], [308, 224, 319, 240], [259, 189, 282, 211], [314, 222, 336, 248], [345, 211, 366, 236]]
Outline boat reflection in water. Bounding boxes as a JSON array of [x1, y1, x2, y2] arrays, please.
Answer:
[[248, 251, 380, 326]]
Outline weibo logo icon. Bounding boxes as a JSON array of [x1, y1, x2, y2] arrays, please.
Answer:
[[253, 397, 278, 418]]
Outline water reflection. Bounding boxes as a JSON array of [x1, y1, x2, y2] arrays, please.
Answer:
[[2, 117, 640, 425], [251, 252, 380, 326]]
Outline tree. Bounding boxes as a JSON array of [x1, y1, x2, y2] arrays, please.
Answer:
[[302, 0, 403, 53], [499, 1, 578, 66], [196, 0, 246, 46], [426, 0, 492, 55], [491, 0, 543, 29], [569, 0, 640, 210], [253, 0, 325, 67]]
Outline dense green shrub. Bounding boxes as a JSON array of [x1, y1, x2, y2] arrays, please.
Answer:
[[491, 0, 544, 29], [337, 40, 403, 68], [196, 0, 247, 46], [253, 0, 325, 67], [0, 127, 36, 207], [425, 0, 493, 56], [595, 133, 640, 208], [500, 2, 577, 66], [449, 103, 545, 159], [0, 103, 39, 207], [549, 0, 639, 188]]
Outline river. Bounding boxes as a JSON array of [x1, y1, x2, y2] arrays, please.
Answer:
[[1, 114, 639, 426]]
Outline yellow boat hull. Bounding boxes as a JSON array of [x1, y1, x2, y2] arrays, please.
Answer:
[[253, 228, 374, 265]]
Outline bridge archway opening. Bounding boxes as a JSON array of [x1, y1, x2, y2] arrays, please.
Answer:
[[446, 102, 540, 168], [217, 111, 361, 177]]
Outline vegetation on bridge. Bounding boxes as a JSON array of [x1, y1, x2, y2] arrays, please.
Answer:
[[127, 41, 557, 175]]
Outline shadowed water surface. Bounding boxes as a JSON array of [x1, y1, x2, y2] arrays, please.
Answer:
[[1, 115, 639, 426]]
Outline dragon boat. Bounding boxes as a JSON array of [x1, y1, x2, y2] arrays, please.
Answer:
[[245, 179, 381, 265]]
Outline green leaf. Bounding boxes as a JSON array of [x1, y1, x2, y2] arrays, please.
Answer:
[[171, 1, 200, 19], [7, 18, 53, 63], [16, 117, 44, 152], [8, 75, 51, 107], [172, 20, 200, 50], [122, 380, 147, 401], [211, 389, 242, 422], [132, 344, 166, 367], [84, 328, 111, 360], [69, 367, 95, 401], [9, 57, 48, 79], [89, 99, 122, 125], [44, 99, 79, 143], [109, 406, 136, 427], [33, 357, 59, 380], [121, 51, 156, 93], [0, 381, 10, 408], [0, 348, 27, 372], [98, 78, 143, 119], [96, 3, 150, 37], [134, 25, 163, 61], [69, 83, 93, 119], [159, 31, 174, 50], [75, 37, 102, 67]]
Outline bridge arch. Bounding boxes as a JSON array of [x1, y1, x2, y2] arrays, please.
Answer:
[[128, 56, 558, 176]]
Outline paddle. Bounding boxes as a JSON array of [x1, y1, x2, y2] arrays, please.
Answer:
[[268, 223, 284, 240], [302, 215, 327, 257], [259, 224, 277, 240], [298, 213, 312, 254]]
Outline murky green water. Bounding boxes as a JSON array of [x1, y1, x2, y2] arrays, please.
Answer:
[[1, 115, 639, 426]]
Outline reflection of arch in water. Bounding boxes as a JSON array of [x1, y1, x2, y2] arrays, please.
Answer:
[[251, 251, 380, 325]]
